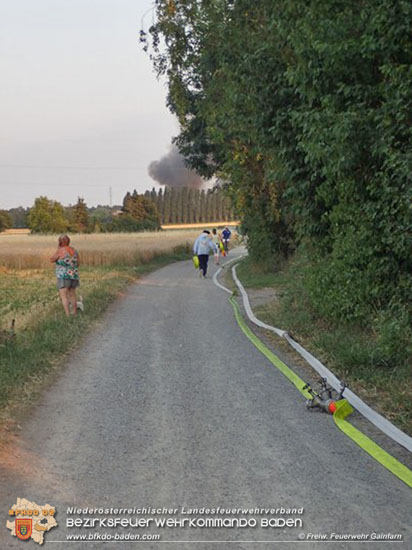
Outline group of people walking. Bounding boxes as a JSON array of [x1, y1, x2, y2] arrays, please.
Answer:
[[50, 226, 233, 316], [193, 226, 232, 278]]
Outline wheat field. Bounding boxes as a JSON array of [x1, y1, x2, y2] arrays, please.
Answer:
[[0, 231, 201, 269], [0, 230, 203, 333]]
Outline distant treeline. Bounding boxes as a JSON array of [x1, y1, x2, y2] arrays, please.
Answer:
[[141, 187, 235, 224], [0, 204, 122, 232], [1, 186, 234, 233]]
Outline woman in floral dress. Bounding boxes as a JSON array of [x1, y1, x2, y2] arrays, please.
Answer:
[[50, 235, 80, 317]]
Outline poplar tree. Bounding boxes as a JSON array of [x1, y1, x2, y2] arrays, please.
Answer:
[[199, 190, 206, 222], [187, 188, 194, 223], [157, 188, 164, 223], [193, 189, 201, 222], [163, 187, 171, 223], [170, 188, 178, 223]]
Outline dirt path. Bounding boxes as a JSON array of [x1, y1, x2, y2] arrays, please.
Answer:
[[0, 252, 410, 548]]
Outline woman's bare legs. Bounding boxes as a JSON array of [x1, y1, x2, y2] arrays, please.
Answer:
[[59, 288, 71, 316], [68, 288, 77, 315]]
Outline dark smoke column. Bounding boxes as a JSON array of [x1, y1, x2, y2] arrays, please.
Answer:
[[148, 145, 205, 189]]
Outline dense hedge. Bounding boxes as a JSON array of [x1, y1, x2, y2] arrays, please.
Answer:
[[143, 0, 412, 363]]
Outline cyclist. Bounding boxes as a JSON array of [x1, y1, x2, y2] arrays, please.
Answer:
[[221, 226, 232, 254]]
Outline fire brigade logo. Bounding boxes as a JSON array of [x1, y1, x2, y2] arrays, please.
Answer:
[[7, 498, 57, 545], [16, 518, 32, 540]]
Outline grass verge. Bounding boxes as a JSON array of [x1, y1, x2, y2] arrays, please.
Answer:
[[235, 255, 412, 436], [0, 245, 191, 432]]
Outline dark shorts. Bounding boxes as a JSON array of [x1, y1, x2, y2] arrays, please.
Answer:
[[57, 278, 80, 290]]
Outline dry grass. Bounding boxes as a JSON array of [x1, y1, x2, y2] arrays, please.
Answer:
[[2, 228, 30, 236], [0, 231, 200, 269]]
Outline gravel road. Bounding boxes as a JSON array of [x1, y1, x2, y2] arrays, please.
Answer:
[[0, 250, 411, 549]]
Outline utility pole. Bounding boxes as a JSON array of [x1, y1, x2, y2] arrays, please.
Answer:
[[109, 186, 113, 208]]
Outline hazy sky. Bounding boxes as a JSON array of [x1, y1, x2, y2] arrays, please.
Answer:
[[0, 0, 178, 209]]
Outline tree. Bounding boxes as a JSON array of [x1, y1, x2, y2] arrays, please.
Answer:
[[7, 207, 29, 228], [199, 190, 206, 222], [150, 187, 157, 203], [157, 187, 164, 221], [193, 189, 200, 222], [187, 188, 194, 223], [143, 0, 412, 366], [70, 198, 89, 233], [0, 210, 12, 232], [143, 0, 295, 258], [170, 188, 178, 223], [108, 215, 145, 232], [205, 190, 212, 222], [27, 197, 69, 234], [117, 191, 161, 231], [163, 187, 171, 223], [177, 186, 184, 222], [88, 206, 115, 232]]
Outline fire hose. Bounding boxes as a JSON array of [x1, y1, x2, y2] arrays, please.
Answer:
[[213, 255, 412, 489]]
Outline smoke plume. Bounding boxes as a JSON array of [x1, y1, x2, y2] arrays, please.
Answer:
[[148, 145, 205, 189]]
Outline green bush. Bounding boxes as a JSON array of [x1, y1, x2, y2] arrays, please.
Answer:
[[107, 215, 160, 233], [373, 306, 412, 368]]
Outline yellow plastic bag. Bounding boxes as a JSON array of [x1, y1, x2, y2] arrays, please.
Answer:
[[192, 255, 199, 269]]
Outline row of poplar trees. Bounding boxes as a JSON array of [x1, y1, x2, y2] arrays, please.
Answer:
[[143, 0, 412, 365], [141, 187, 235, 224]]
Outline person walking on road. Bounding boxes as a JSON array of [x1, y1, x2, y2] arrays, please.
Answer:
[[211, 228, 221, 265], [222, 226, 232, 254], [50, 234, 80, 317], [193, 230, 217, 278]]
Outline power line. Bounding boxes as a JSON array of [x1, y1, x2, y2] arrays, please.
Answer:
[[0, 164, 143, 170], [0, 182, 110, 188]]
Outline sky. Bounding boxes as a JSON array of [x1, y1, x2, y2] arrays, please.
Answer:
[[0, 0, 178, 209]]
